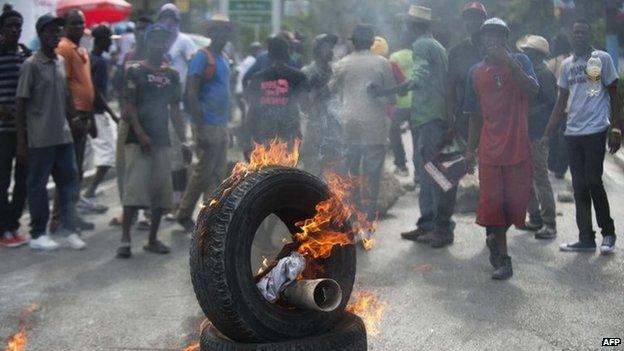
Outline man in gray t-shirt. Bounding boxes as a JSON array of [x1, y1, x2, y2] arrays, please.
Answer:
[[544, 19, 622, 254], [15, 14, 83, 251]]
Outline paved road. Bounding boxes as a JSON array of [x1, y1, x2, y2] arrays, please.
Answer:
[[1, 148, 624, 350]]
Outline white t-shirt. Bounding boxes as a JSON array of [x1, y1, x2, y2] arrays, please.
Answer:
[[167, 32, 198, 91], [235, 55, 256, 94]]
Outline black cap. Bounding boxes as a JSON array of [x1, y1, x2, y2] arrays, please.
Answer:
[[349, 24, 375, 42], [36, 13, 65, 33]]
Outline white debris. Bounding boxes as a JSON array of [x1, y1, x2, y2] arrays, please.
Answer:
[[256, 251, 306, 302]]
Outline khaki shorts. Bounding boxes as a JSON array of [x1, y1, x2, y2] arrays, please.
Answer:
[[122, 144, 173, 209]]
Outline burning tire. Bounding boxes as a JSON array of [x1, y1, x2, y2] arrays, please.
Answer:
[[199, 312, 367, 351], [190, 166, 357, 343]]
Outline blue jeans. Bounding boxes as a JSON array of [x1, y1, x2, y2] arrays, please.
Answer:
[[412, 119, 456, 233], [27, 143, 79, 238]]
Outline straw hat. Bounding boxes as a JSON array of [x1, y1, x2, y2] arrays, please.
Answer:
[[397, 5, 436, 23], [516, 35, 550, 56], [206, 13, 233, 30]]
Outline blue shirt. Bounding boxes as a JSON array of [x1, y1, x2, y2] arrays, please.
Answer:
[[188, 49, 230, 125], [558, 50, 619, 136]]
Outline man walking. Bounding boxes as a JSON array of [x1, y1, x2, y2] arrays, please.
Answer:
[[84, 25, 119, 199], [517, 35, 558, 239], [175, 15, 233, 232], [118, 24, 184, 258], [0, 9, 30, 248], [373, 6, 457, 248], [464, 18, 539, 279], [544, 19, 621, 254], [16, 14, 84, 250], [301, 33, 338, 176], [330, 24, 394, 222]]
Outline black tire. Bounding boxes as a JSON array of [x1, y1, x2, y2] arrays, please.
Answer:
[[190, 166, 357, 343], [200, 312, 367, 351]]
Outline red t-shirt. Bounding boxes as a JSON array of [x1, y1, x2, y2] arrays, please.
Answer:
[[464, 53, 537, 165]]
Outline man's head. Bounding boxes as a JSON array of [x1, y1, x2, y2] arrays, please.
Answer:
[[158, 3, 181, 27], [398, 5, 433, 40], [267, 35, 290, 62], [205, 14, 233, 51], [462, 2, 487, 36], [144, 24, 172, 61], [92, 25, 114, 53], [518, 35, 550, 63], [135, 16, 152, 48], [249, 41, 263, 57], [63, 9, 85, 43], [0, 10, 23, 46], [36, 14, 65, 50], [350, 24, 375, 51], [311, 33, 337, 62], [571, 19, 592, 54], [480, 17, 510, 52]]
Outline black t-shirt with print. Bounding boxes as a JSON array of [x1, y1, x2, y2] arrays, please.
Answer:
[[246, 63, 309, 142], [123, 62, 181, 146]]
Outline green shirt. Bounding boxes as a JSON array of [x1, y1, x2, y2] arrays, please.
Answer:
[[389, 49, 413, 109], [406, 33, 448, 127]]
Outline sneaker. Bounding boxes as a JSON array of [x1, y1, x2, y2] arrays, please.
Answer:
[[0, 231, 27, 248], [76, 196, 109, 214], [492, 256, 513, 280], [559, 240, 596, 252], [65, 233, 87, 250], [29, 234, 60, 251], [600, 235, 616, 255], [401, 227, 431, 241], [519, 221, 542, 232], [177, 218, 195, 233], [486, 234, 502, 268], [430, 231, 454, 248], [394, 166, 409, 177], [535, 226, 557, 240]]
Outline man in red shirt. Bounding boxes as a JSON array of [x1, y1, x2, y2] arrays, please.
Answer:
[[464, 18, 539, 280]]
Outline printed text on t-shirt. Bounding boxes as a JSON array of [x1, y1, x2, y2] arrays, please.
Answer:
[[261, 79, 289, 106]]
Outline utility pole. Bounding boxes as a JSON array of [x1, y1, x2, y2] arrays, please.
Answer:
[[272, 0, 281, 34], [219, 0, 228, 16]]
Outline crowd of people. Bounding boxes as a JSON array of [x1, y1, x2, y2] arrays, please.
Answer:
[[0, 2, 621, 281]]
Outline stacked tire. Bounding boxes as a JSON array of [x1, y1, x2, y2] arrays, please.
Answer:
[[189, 167, 367, 350]]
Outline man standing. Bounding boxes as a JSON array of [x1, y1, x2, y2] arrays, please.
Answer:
[[517, 35, 558, 239], [447, 1, 487, 142], [55, 9, 103, 224], [84, 25, 120, 199], [118, 24, 184, 258], [544, 19, 621, 254], [388, 35, 413, 178], [464, 18, 539, 279], [0, 9, 30, 248], [301, 33, 338, 176], [374, 6, 457, 248], [175, 15, 233, 232], [246, 35, 310, 146], [16, 14, 85, 250], [330, 24, 394, 222]]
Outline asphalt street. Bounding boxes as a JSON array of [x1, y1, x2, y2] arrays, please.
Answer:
[[1, 139, 624, 350]]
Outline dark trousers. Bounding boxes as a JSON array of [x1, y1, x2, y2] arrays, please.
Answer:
[[548, 116, 569, 175], [566, 130, 615, 241], [389, 108, 410, 168], [28, 143, 79, 238], [344, 144, 386, 220], [0, 132, 27, 233]]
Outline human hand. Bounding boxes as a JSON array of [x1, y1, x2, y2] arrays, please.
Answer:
[[137, 133, 152, 153], [464, 150, 476, 174], [608, 128, 621, 154], [16, 138, 28, 164]]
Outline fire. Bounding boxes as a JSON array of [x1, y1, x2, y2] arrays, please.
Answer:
[[4, 327, 26, 351], [346, 291, 387, 336], [294, 172, 376, 259], [181, 342, 199, 351]]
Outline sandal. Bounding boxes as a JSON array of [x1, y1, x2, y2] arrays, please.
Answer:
[[143, 240, 170, 255], [116, 244, 132, 259]]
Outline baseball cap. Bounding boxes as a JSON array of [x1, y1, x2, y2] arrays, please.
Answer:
[[36, 13, 65, 33], [463, 2, 487, 16], [481, 17, 510, 36]]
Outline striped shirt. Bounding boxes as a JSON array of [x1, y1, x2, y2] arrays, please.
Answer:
[[0, 44, 31, 132]]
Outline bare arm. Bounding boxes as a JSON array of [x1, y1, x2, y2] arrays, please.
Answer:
[[607, 81, 622, 154], [15, 98, 28, 162], [464, 112, 482, 174], [543, 87, 570, 138], [95, 91, 119, 124], [170, 102, 186, 143], [509, 60, 539, 96], [186, 75, 203, 126]]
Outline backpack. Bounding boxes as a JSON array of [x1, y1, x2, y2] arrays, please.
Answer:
[[198, 47, 216, 82]]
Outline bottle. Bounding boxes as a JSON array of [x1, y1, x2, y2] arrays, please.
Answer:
[[586, 51, 602, 97]]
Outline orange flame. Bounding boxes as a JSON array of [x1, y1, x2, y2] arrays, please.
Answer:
[[346, 291, 387, 336], [294, 172, 376, 259], [181, 342, 199, 351], [3, 304, 38, 351]]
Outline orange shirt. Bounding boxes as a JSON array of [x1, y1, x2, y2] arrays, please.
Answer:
[[56, 37, 95, 111]]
